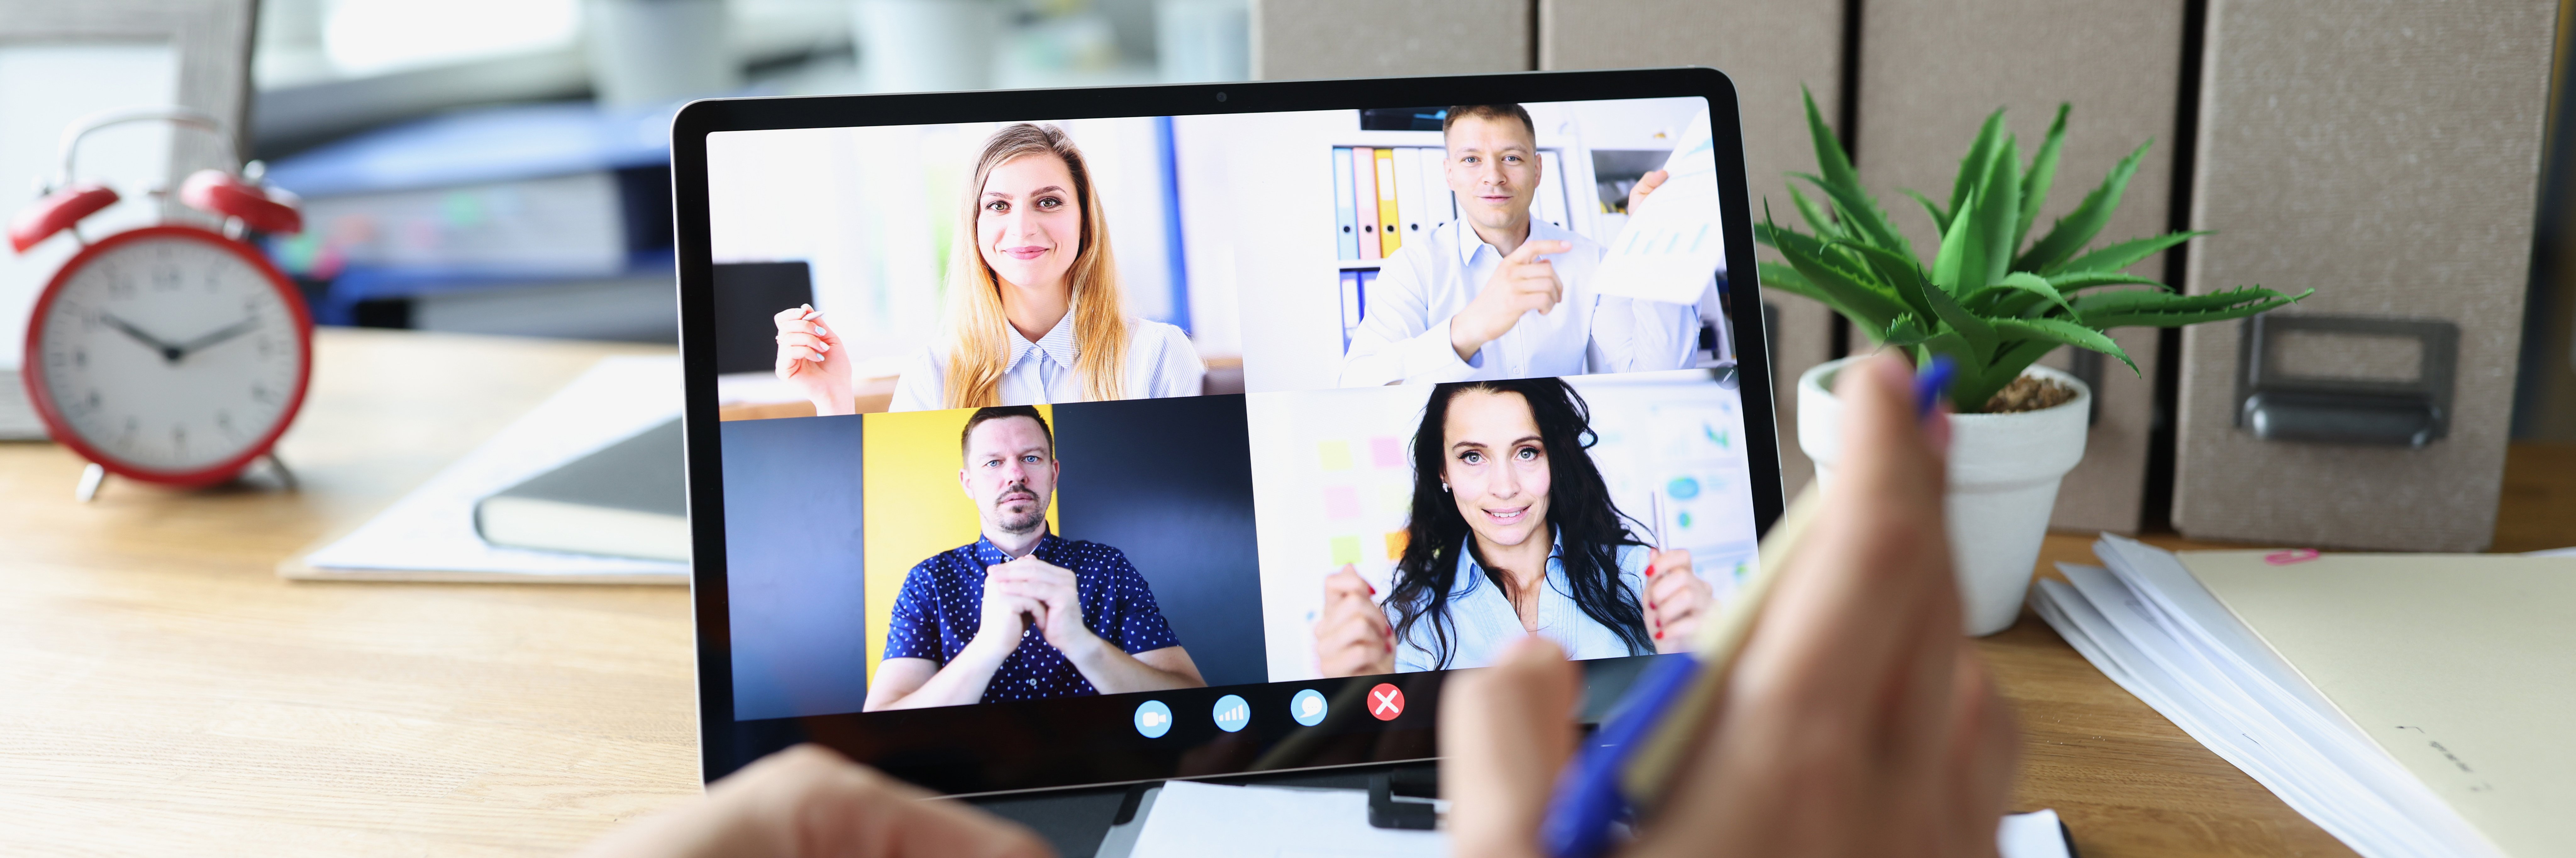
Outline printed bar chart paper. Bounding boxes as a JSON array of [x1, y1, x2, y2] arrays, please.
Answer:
[[1587, 108, 1723, 306]]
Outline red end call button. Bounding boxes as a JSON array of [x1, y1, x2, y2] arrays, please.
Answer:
[[1368, 683, 1405, 721]]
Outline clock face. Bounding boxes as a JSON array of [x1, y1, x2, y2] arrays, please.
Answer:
[[27, 227, 310, 483]]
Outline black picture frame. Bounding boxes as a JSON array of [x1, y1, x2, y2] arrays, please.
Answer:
[[671, 66, 1789, 796]]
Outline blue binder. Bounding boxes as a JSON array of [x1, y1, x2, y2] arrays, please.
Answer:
[[1333, 147, 1359, 260]]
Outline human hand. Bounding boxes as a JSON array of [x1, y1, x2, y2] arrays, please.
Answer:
[[1450, 239, 1572, 361], [969, 580, 1046, 661], [574, 744, 1051, 858], [774, 304, 855, 416], [987, 555, 1098, 660], [1640, 547, 1710, 654], [1314, 564, 1395, 677], [1626, 169, 1670, 214], [1439, 351, 2017, 858]]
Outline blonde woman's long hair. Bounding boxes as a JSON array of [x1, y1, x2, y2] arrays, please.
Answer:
[[940, 123, 1130, 409]]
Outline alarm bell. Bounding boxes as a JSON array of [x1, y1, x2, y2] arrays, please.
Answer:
[[7, 107, 301, 253]]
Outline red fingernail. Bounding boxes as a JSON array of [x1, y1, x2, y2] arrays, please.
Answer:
[[1367, 584, 1376, 595], [1655, 630, 1664, 640]]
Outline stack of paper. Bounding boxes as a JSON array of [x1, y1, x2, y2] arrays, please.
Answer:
[[2033, 536, 2576, 858], [1097, 781, 2074, 858]]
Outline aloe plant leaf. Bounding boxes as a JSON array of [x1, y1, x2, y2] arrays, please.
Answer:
[[1834, 240, 1939, 323], [1915, 246, 1998, 364], [2015, 139, 2152, 273], [2012, 103, 2071, 257], [1883, 313, 1935, 347], [2056, 231, 2207, 276], [1900, 188, 1951, 237], [1786, 185, 1843, 241], [1947, 108, 2009, 226], [2076, 286, 2312, 328], [1759, 214, 1907, 339], [2046, 270, 2170, 293], [1987, 272, 2074, 316], [1755, 261, 1834, 302], [1933, 149, 2018, 294], [1801, 86, 1863, 201], [1954, 338, 2066, 411], [1992, 317, 2137, 374], [1932, 186, 1983, 293], [1792, 172, 1913, 259], [1978, 135, 2021, 289]]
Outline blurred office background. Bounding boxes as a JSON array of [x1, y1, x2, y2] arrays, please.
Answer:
[[237, 0, 1249, 343], [3, 0, 2570, 550]]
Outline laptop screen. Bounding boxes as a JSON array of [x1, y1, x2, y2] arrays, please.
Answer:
[[691, 83, 1773, 793]]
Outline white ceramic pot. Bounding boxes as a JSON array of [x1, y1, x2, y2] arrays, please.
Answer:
[[1797, 357, 2090, 636]]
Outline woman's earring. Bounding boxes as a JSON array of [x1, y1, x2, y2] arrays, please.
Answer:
[[1441, 482, 1451, 493]]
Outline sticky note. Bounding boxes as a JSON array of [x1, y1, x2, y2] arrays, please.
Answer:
[[1330, 535, 1362, 565], [1379, 483, 1412, 512], [1323, 486, 1361, 519], [1319, 440, 1353, 470], [1384, 530, 1408, 560], [1370, 437, 1404, 468]]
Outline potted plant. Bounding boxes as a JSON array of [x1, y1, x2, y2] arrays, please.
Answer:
[[1758, 90, 2308, 635]]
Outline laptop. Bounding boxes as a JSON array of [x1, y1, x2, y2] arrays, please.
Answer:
[[670, 68, 1785, 795]]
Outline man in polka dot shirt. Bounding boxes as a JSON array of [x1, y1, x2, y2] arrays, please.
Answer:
[[863, 406, 1207, 709]]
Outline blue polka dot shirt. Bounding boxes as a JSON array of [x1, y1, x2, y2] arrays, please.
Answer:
[[883, 532, 1183, 704]]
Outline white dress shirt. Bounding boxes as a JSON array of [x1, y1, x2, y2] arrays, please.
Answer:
[[1385, 535, 1654, 672], [889, 315, 1203, 411], [1339, 219, 1701, 387]]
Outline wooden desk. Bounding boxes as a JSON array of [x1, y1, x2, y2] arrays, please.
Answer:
[[0, 328, 2564, 855]]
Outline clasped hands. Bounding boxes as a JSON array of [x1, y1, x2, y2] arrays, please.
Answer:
[[1313, 548, 1713, 678], [970, 554, 1102, 663]]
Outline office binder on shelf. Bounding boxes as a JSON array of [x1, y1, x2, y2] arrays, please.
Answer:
[[1535, 150, 1571, 231], [1352, 147, 1380, 261], [1391, 147, 1424, 246], [1375, 147, 1402, 257], [1417, 146, 1455, 227], [1333, 147, 1358, 261], [1350, 268, 1370, 348]]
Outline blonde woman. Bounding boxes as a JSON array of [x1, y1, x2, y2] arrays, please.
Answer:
[[774, 123, 1203, 414]]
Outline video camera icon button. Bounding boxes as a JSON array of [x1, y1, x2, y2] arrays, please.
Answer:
[[1134, 700, 1174, 738]]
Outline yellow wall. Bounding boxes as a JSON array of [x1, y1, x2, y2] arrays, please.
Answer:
[[861, 405, 1057, 684]]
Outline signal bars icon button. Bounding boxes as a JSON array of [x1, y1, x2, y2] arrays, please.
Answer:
[[1212, 694, 1251, 732]]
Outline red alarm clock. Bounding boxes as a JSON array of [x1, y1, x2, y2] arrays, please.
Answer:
[[7, 108, 311, 499]]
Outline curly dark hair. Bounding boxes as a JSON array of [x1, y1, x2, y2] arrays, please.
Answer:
[[1384, 377, 1652, 669]]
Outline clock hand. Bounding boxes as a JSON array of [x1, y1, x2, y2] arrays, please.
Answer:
[[101, 313, 185, 363], [174, 318, 260, 358]]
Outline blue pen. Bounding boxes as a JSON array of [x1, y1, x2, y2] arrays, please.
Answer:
[[1539, 355, 1957, 858]]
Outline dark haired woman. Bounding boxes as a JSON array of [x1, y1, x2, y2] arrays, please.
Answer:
[[1314, 377, 1712, 676]]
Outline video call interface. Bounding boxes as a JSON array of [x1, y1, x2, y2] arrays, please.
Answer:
[[707, 96, 1760, 743]]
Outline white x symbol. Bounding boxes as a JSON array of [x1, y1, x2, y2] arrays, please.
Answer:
[[1372, 687, 1402, 717]]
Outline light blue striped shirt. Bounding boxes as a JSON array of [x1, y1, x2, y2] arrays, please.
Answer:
[[1385, 535, 1654, 672], [890, 314, 1202, 411]]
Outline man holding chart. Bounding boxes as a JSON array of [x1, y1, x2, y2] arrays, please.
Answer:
[[1338, 103, 1705, 387]]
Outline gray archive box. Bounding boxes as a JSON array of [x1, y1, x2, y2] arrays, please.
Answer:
[[2173, 0, 2555, 552], [1853, 0, 2190, 534], [1252, 0, 1533, 80], [1539, 0, 1851, 495]]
